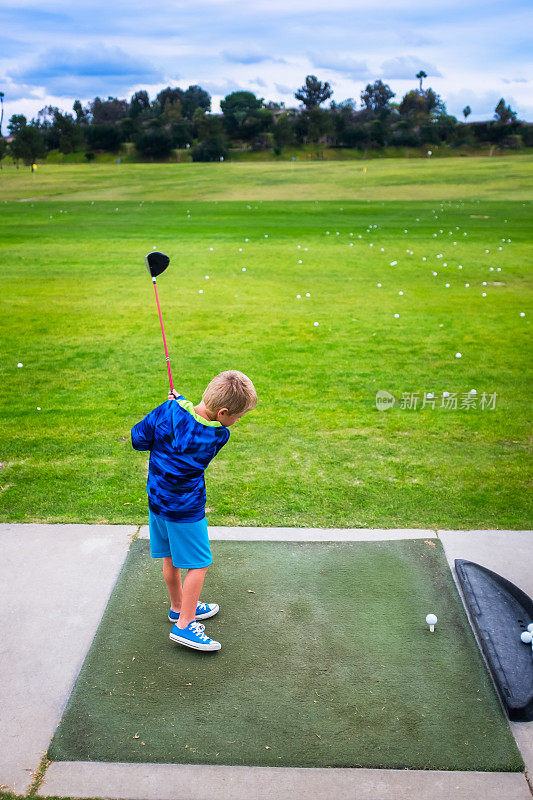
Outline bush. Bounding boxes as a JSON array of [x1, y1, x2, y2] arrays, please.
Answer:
[[86, 124, 123, 152], [135, 131, 173, 159], [339, 125, 369, 147], [191, 136, 228, 162]]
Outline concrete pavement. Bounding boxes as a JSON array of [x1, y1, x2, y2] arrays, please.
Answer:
[[0, 523, 531, 800]]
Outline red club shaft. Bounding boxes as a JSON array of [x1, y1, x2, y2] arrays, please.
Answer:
[[152, 278, 174, 392]]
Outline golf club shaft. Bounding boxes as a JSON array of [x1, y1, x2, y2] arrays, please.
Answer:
[[152, 279, 174, 392]]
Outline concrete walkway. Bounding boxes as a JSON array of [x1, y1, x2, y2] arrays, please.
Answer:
[[0, 523, 531, 800]]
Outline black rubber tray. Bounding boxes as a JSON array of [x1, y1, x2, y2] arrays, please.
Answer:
[[455, 559, 533, 721]]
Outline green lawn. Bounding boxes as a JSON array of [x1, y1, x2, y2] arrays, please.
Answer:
[[0, 157, 531, 527], [1, 153, 532, 201]]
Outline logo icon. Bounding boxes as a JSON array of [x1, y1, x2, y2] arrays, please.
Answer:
[[376, 390, 396, 411]]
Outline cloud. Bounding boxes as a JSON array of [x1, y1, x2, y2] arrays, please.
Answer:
[[253, 77, 267, 88], [201, 79, 243, 96], [0, 35, 32, 58], [380, 55, 443, 80], [8, 45, 163, 98], [222, 50, 286, 65], [275, 83, 293, 95], [307, 53, 371, 80], [502, 77, 528, 83]]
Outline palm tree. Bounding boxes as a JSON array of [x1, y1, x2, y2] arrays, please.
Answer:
[[463, 105, 471, 120], [416, 71, 427, 93], [0, 92, 4, 137]]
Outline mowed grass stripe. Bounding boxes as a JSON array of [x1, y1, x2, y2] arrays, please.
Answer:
[[1, 154, 533, 202], [47, 538, 523, 771]]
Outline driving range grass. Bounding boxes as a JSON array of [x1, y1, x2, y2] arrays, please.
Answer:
[[1, 153, 533, 202], [46, 538, 524, 771], [0, 158, 531, 527]]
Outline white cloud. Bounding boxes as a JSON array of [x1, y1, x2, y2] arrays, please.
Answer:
[[380, 55, 443, 80]]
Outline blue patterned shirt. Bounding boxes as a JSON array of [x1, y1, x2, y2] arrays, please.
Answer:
[[131, 395, 230, 522]]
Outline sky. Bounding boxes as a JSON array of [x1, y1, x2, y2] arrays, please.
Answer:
[[1, 0, 532, 133]]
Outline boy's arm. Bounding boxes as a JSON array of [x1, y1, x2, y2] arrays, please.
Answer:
[[131, 406, 161, 451]]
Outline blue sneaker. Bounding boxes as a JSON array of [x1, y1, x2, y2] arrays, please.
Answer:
[[168, 602, 219, 623], [169, 621, 221, 652]]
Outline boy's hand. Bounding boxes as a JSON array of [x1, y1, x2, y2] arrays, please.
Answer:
[[168, 389, 179, 401]]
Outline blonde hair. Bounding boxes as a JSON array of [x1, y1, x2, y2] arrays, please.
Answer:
[[203, 370, 258, 417]]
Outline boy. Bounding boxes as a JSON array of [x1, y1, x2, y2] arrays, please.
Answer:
[[131, 370, 257, 652]]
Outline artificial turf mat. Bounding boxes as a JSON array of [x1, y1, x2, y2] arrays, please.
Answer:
[[47, 538, 524, 771]]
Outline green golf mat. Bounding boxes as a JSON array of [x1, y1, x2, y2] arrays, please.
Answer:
[[48, 538, 524, 771]]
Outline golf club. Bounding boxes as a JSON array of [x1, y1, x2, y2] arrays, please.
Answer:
[[145, 251, 174, 392]]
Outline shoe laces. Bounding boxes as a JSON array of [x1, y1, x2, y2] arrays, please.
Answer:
[[190, 621, 209, 641]]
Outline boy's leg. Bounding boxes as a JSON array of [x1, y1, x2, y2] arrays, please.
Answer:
[[175, 566, 209, 628], [163, 557, 183, 612]]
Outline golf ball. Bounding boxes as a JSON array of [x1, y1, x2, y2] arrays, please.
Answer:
[[426, 614, 437, 626], [521, 631, 533, 644], [17, 363, 23, 368], [314, 322, 319, 327], [528, 623, 533, 633], [456, 353, 462, 358]]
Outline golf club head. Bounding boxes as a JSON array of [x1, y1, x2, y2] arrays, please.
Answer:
[[145, 251, 170, 278]]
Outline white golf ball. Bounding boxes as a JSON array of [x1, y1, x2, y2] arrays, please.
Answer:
[[305, 292, 311, 297], [521, 631, 533, 644], [394, 313, 399, 318], [209, 247, 214, 251], [528, 623, 533, 633], [465, 283, 470, 287], [296, 295, 301, 299], [17, 363, 23, 368], [298, 259, 302, 264], [37, 407, 41, 411], [455, 353, 462, 358], [198, 289, 203, 294], [426, 613, 437, 626], [314, 321, 319, 326], [445, 283, 450, 288], [242, 267, 246, 272], [520, 312, 525, 317], [205, 275, 210, 280], [398, 291, 403, 295], [377, 283, 382, 288], [390, 260, 397, 266], [238, 248, 242, 252]]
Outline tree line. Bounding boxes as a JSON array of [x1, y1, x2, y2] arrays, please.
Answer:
[[1, 74, 530, 165]]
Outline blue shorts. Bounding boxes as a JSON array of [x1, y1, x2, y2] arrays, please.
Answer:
[[148, 509, 213, 569]]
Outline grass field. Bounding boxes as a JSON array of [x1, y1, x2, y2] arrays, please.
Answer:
[[47, 538, 523, 771], [0, 156, 531, 527], [1, 153, 532, 201]]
